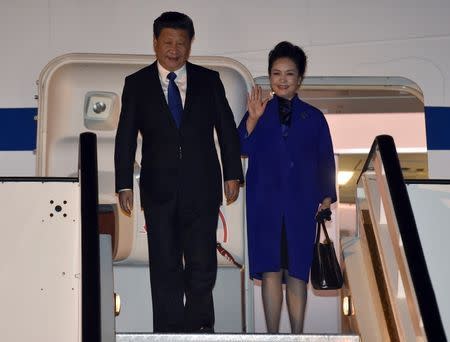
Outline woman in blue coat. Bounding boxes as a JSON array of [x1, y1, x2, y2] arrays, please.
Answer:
[[238, 41, 336, 333]]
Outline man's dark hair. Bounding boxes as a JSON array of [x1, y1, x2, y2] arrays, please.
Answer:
[[153, 11, 195, 40], [268, 41, 307, 78]]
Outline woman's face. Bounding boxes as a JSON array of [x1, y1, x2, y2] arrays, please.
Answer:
[[269, 57, 301, 100]]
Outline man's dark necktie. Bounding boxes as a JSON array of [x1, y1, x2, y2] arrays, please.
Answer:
[[167, 72, 183, 128]]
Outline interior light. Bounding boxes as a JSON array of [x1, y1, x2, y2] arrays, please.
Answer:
[[83, 91, 119, 130], [114, 293, 121, 316], [342, 295, 355, 316], [338, 171, 354, 185]]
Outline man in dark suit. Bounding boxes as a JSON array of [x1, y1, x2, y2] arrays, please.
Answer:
[[114, 11, 243, 333]]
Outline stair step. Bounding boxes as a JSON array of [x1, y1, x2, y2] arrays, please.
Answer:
[[116, 333, 360, 342]]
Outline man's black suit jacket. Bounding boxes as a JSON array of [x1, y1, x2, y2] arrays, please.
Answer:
[[114, 61, 243, 212]]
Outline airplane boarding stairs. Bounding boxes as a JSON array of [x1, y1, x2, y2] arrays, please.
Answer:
[[340, 135, 448, 341], [0, 133, 113, 342], [3, 132, 448, 341]]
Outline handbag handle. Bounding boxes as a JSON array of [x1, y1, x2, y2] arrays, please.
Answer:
[[315, 219, 332, 245]]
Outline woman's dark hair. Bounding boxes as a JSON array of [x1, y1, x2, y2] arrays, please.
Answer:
[[268, 41, 307, 78], [153, 11, 195, 40]]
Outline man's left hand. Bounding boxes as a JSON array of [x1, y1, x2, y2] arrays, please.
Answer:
[[224, 180, 240, 204]]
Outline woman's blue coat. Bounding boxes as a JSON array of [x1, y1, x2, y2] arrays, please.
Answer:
[[238, 95, 336, 281]]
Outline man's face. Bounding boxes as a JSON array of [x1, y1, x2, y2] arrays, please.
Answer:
[[153, 28, 192, 71]]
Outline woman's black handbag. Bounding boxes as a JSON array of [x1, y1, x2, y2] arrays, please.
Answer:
[[310, 217, 344, 290]]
